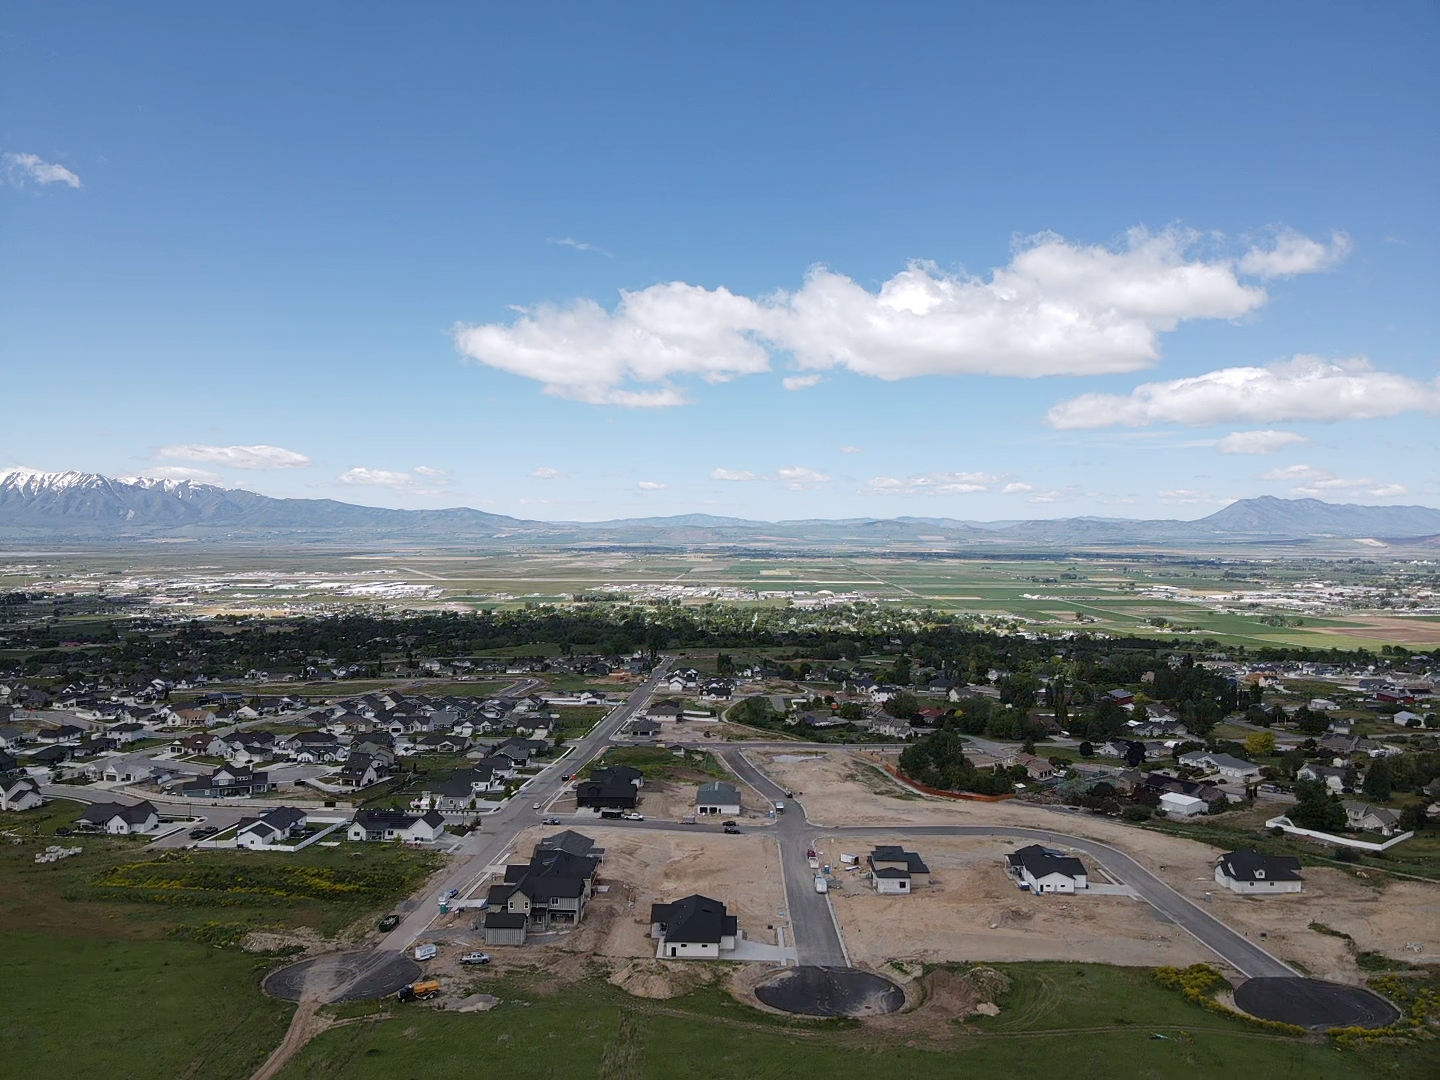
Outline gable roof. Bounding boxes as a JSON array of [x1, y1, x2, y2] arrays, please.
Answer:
[[1007, 843, 1086, 880], [78, 799, 157, 825], [535, 830, 602, 859], [650, 893, 737, 944], [696, 781, 739, 805], [1216, 848, 1302, 883]]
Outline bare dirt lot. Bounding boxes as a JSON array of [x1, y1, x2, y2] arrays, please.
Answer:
[[815, 834, 1212, 969], [753, 748, 1440, 983], [1311, 614, 1440, 645], [637, 778, 774, 823], [418, 824, 787, 996]]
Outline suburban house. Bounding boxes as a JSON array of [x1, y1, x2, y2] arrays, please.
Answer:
[[335, 752, 386, 788], [1213, 849, 1303, 894], [627, 718, 660, 740], [1178, 751, 1262, 780], [695, 781, 741, 817], [644, 701, 684, 722], [1009, 752, 1056, 781], [0, 775, 43, 811], [1159, 791, 1208, 817], [422, 766, 507, 811], [483, 842, 601, 944], [1296, 763, 1348, 792], [1006, 844, 1088, 893], [347, 809, 446, 843], [101, 756, 160, 784], [591, 764, 643, 789], [236, 806, 309, 850], [576, 776, 639, 812], [535, 830, 604, 861], [494, 738, 548, 766], [650, 893, 739, 959], [1344, 802, 1401, 835], [181, 765, 272, 799], [77, 800, 159, 834], [868, 845, 931, 893], [1106, 688, 1135, 706]]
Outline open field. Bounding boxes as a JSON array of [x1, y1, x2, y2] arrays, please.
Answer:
[[273, 962, 1439, 1079], [5, 548, 1438, 648], [0, 932, 294, 1080]]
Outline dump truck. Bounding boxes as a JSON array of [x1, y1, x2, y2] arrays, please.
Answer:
[[397, 979, 441, 1002]]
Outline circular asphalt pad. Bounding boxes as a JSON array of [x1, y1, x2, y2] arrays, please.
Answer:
[[755, 966, 905, 1017], [263, 950, 422, 1003], [1234, 977, 1400, 1030]]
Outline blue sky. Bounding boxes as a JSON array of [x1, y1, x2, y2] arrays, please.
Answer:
[[2, 2, 1437, 521]]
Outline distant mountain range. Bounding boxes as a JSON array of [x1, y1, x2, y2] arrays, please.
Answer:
[[2, 469, 1439, 552]]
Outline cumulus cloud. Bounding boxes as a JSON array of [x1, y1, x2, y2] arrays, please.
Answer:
[[1216, 429, 1310, 454], [2, 151, 81, 188], [413, 465, 449, 477], [1046, 356, 1440, 429], [782, 374, 824, 391], [455, 227, 1339, 405], [159, 443, 311, 469], [1258, 463, 1407, 499], [864, 471, 999, 495], [774, 466, 830, 490], [530, 467, 563, 480], [637, 480, 666, 490], [710, 468, 759, 482], [1239, 229, 1350, 278], [1001, 482, 1034, 494]]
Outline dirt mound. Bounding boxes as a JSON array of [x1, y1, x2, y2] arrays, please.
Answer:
[[992, 907, 1033, 928], [242, 927, 327, 956], [966, 965, 1012, 1003], [918, 969, 980, 1017], [607, 958, 714, 1000]]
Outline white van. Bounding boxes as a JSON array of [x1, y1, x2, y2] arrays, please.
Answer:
[[814, 875, 828, 894]]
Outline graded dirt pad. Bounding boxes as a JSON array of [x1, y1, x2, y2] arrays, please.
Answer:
[[1234, 977, 1402, 1029], [816, 834, 1211, 969], [754, 965, 904, 1017], [637, 779, 773, 823], [755, 748, 1440, 983], [1310, 614, 1440, 645], [263, 950, 420, 1003]]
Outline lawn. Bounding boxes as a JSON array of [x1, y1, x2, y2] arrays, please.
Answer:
[[276, 963, 1439, 1079], [0, 931, 293, 1080], [584, 745, 728, 781]]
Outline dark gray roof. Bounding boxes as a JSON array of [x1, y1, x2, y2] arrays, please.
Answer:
[[1008, 844, 1086, 880], [696, 781, 739, 805], [869, 845, 930, 874], [650, 893, 737, 944], [1217, 848, 1302, 883], [535, 830, 602, 858], [484, 911, 526, 929]]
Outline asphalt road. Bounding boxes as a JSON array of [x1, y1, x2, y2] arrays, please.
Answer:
[[720, 748, 848, 966], [369, 659, 673, 959]]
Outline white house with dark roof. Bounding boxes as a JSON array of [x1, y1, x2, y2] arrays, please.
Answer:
[[0, 775, 43, 811], [1006, 844, 1087, 893], [77, 800, 159, 834], [1214, 849, 1303, 894], [650, 893, 738, 959], [236, 806, 309, 850], [868, 845, 930, 893]]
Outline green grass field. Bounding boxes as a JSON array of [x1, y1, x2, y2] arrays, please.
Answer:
[[274, 963, 1438, 1080]]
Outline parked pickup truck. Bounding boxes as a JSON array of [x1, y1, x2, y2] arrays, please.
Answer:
[[397, 980, 441, 1003], [460, 952, 491, 965], [377, 914, 401, 932]]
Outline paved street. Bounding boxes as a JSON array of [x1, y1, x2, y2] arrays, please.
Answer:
[[371, 659, 673, 959]]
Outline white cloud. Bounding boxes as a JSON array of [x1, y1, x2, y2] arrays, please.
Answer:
[[159, 443, 311, 469], [530, 467, 563, 480], [1001, 482, 1033, 494], [547, 236, 612, 256], [782, 374, 824, 391], [2, 151, 81, 188], [413, 465, 449, 477], [455, 227, 1340, 405], [774, 466, 831, 490], [839, 445, 862, 454], [1047, 356, 1440, 429], [132, 466, 225, 485], [710, 466, 830, 489], [1216, 429, 1311, 454], [864, 471, 998, 496], [637, 480, 666, 490], [1239, 229, 1350, 278], [1258, 463, 1407, 499], [339, 467, 417, 488]]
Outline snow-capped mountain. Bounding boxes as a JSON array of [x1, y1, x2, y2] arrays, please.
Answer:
[[1, 468, 1437, 549]]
